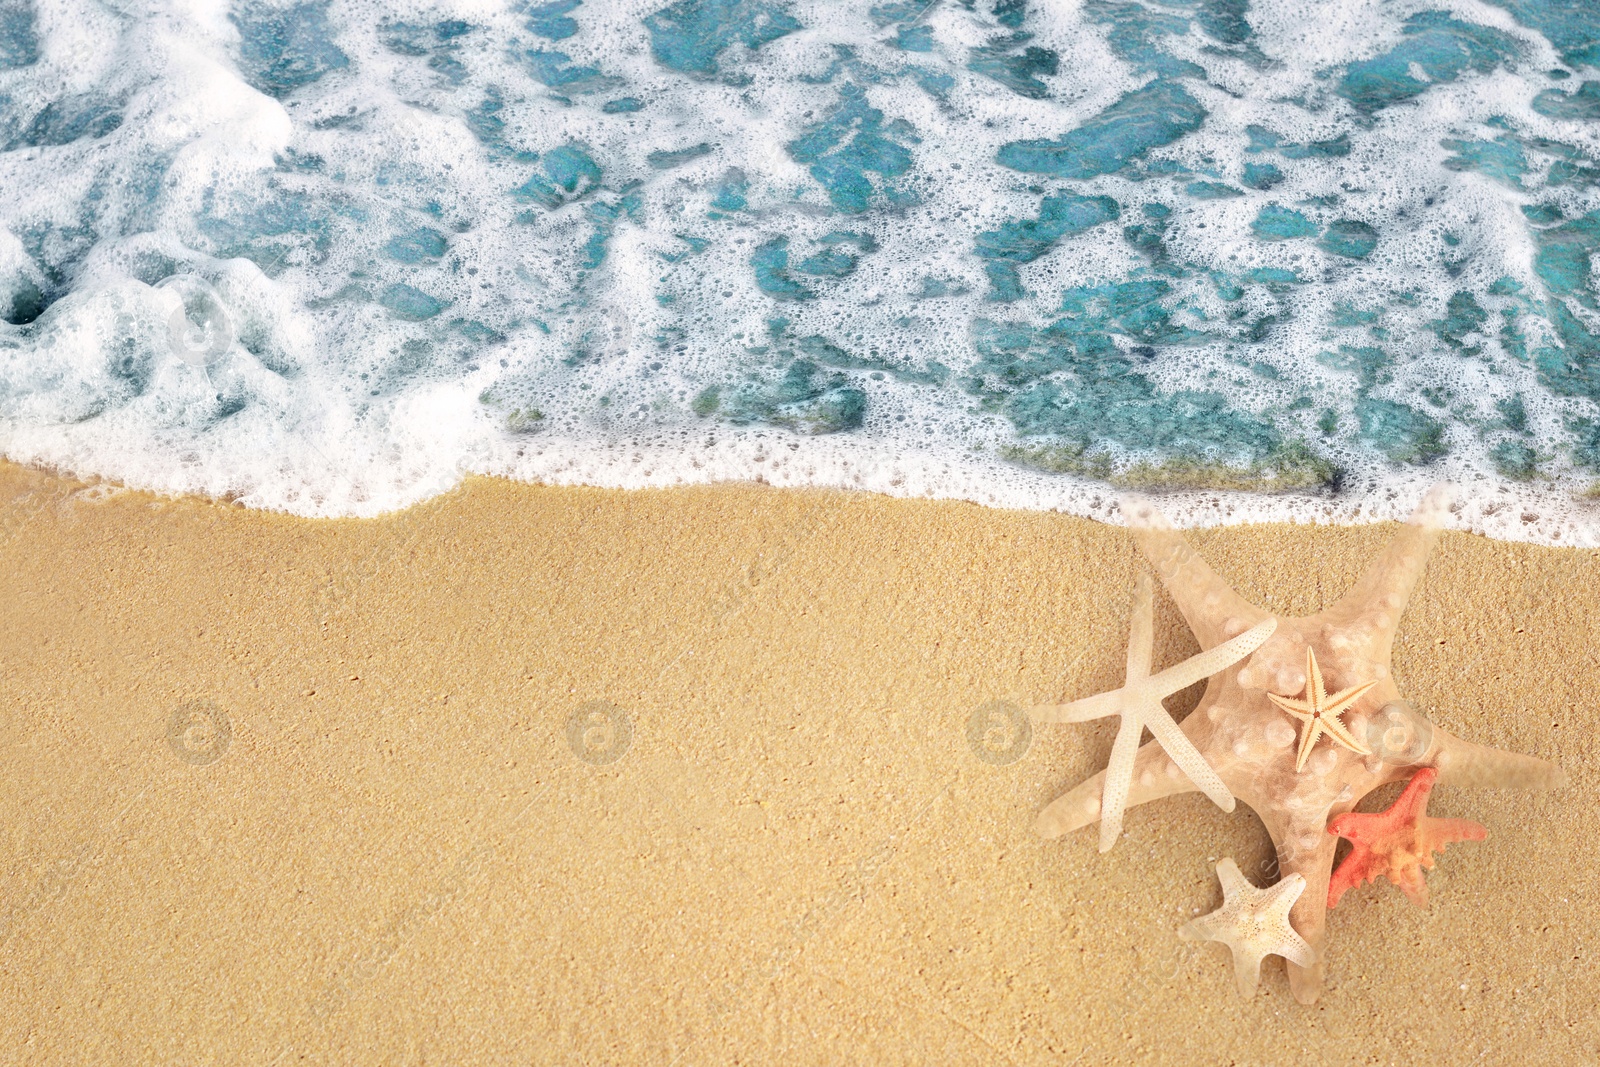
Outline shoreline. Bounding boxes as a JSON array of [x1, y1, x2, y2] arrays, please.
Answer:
[[6, 427, 1600, 546], [1, 459, 1594, 1063]]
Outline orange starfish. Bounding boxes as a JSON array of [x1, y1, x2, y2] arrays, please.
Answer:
[[1327, 767, 1487, 909]]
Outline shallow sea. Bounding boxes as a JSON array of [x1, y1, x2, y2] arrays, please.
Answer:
[[1, 0, 1599, 541]]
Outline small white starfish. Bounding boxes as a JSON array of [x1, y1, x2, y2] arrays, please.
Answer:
[[1031, 571, 1276, 853], [1179, 858, 1316, 999]]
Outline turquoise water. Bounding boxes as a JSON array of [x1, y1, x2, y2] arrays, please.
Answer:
[[0, 0, 1598, 541]]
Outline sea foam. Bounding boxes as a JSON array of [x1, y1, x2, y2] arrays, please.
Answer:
[[2, 0, 1599, 544]]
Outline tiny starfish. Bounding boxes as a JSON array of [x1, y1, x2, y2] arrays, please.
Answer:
[[1327, 767, 1487, 909], [1031, 571, 1277, 853], [1179, 858, 1317, 999], [1033, 484, 1564, 1002], [1267, 647, 1375, 772]]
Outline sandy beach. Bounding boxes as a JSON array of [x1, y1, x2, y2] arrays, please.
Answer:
[[1, 458, 1593, 1064]]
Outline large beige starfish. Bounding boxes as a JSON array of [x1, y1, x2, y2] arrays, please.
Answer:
[[1267, 647, 1375, 772], [1034, 484, 1565, 1003], [1031, 572, 1276, 853], [1179, 858, 1316, 999]]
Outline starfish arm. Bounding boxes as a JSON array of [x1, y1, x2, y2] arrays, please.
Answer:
[[1320, 680, 1378, 719], [1327, 845, 1378, 909], [1394, 864, 1431, 908], [1316, 711, 1374, 756], [1321, 483, 1454, 646], [1141, 702, 1235, 812], [1034, 739, 1199, 839], [1177, 913, 1233, 957], [1274, 842, 1339, 1005], [1097, 712, 1149, 853], [1429, 726, 1566, 790], [1177, 920, 1267, 999], [1231, 945, 1268, 999], [1421, 816, 1489, 848], [1145, 617, 1278, 695], [1121, 495, 1272, 648], [1266, 692, 1313, 716], [1177, 915, 1219, 942], [1278, 937, 1317, 969], [1036, 614, 1275, 724], [1213, 857, 1251, 896], [1126, 570, 1154, 682], [1267, 900, 1318, 969], [1030, 689, 1129, 724], [1293, 719, 1320, 772], [1306, 647, 1325, 706], [1327, 810, 1395, 847]]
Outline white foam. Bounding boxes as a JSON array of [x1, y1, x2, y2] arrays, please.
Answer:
[[0, 0, 1597, 545]]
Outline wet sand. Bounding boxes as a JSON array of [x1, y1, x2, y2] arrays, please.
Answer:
[[1, 459, 1593, 1064]]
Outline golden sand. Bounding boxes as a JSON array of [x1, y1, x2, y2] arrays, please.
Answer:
[[1, 460, 1594, 1063]]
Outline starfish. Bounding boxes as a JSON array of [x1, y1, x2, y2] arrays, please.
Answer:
[[1327, 767, 1487, 909], [1179, 858, 1317, 998], [1267, 647, 1375, 772], [1032, 571, 1277, 853], [1034, 484, 1564, 1003]]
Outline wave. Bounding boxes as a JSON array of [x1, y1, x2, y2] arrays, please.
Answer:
[[1, 0, 1598, 544]]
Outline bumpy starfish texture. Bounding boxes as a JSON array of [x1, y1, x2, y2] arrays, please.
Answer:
[[1034, 484, 1564, 1003], [1179, 858, 1316, 999], [1327, 767, 1487, 909], [1267, 647, 1375, 772], [1032, 571, 1277, 852]]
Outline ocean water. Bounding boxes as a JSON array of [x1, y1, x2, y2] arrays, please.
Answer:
[[1, 0, 1599, 543]]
